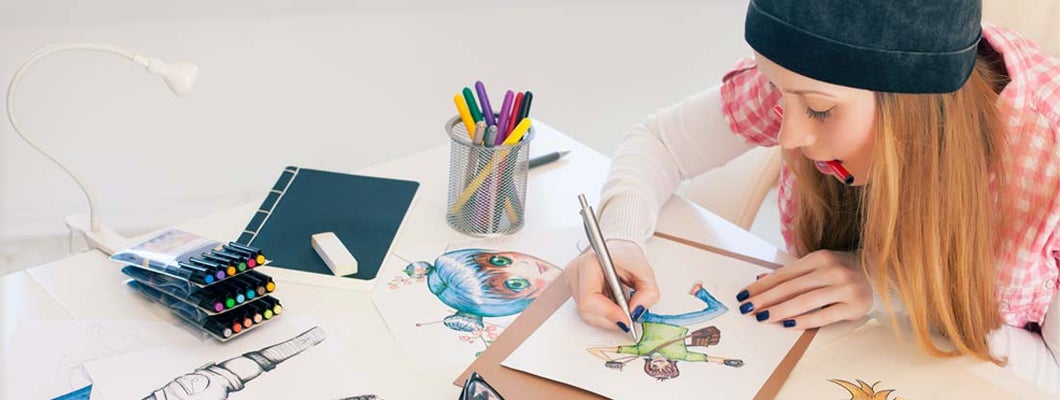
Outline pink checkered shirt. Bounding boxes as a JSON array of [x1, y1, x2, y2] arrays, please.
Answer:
[[720, 24, 1060, 329]]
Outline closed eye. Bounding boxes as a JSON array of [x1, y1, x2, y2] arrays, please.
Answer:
[[805, 107, 833, 121]]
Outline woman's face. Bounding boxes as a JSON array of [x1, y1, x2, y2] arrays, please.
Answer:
[[754, 53, 877, 185]]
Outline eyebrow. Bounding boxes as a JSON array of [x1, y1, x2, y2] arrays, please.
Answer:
[[766, 82, 837, 98]]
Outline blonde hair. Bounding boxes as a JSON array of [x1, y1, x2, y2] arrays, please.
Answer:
[[788, 54, 1011, 363]]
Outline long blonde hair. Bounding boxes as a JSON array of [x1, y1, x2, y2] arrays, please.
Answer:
[[788, 53, 1011, 363]]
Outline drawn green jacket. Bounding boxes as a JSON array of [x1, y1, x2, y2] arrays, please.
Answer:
[[615, 322, 708, 362]]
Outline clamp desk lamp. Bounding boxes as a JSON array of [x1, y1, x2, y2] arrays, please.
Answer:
[[6, 43, 198, 254]]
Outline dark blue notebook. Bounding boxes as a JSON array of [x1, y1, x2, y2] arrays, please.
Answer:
[[237, 166, 419, 289]]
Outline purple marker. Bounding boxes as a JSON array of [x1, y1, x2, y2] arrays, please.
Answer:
[[475, 81, 496, 127], [495, 90, 514, 145]]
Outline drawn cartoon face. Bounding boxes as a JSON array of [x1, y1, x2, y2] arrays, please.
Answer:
[[643, 352, 680, 381], [426, 249, 562, 318], [471, 251, 561, 298], [648, 353, 670, 370], [403, 262, 431, 279]]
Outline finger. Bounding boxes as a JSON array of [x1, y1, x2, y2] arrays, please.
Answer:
[[739, 251, 832, 301], [779, 302, 860, 330], [577, 294, 633, 332], [743, 268, 841, 313], [577, 261, 607, 301], [756, 285, 848, 323], [627, 287, 659, 322], [622, 266, 660, 317], [574, 262, 631, 330]]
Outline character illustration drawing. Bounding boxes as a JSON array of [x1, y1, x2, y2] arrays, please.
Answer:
[[587, 282, 744, 381], [391, 249, 561, 352]]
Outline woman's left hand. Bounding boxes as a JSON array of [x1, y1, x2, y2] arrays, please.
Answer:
[[736, 250, 873, 329]]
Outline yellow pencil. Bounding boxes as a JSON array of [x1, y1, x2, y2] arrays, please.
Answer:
[[453, 94, 476, 140], [501, 118, 532, 145], [450, 149, 508, 215]]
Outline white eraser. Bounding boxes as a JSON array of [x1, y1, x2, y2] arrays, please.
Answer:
[[311, 232, 358, 276]]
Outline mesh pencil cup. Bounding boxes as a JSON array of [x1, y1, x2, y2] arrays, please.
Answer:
[[445, 115, 535, 236]]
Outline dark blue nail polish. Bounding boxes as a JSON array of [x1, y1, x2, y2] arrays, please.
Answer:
[[736, 290, 750, 302], [755, 310, 770, 322], [783, 319, 796, 328], [617, 321, 630, 332], [630, 305, 645, 322], [739, 302, 754, 314]]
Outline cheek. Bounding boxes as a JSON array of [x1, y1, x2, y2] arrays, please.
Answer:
[[832, 104, 876, 181], [833, 117, 874, 157]]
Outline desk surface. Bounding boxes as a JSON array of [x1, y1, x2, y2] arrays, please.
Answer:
[[2, 121, 1048, 399]]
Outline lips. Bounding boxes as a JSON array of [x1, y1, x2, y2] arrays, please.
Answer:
[[814, 161, 832, 174]]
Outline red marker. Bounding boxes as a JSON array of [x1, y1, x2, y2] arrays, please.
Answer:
[[825, 160, 854, 185], [507, 92, 524, 136]]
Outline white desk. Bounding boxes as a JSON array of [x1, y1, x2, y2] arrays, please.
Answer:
[[2, 122, 1047, 399]]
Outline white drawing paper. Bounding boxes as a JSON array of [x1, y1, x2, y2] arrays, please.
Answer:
[[372, 228, 584, 368], [503, 236, 803, 399], [776, 318, 1055, 400], [3, 319, 192, 400], [83, 316, 378, 400]]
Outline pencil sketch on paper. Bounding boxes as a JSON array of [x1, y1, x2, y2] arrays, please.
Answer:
[[387, 248, 562, 354], [829, 379, 903, 400], [586, 282, 745, 381], [140, 326, 376, 400]]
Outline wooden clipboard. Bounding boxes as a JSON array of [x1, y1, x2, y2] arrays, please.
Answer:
[[454, 231, 818, 399]]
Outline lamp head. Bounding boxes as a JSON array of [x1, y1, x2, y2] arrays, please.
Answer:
[[145, 58, 198, 96]]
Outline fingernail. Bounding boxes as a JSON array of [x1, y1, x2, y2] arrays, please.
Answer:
[[739, 302, 754, 314], [755, 310, 770, 322], [630, 305, 645, 322], [736, 290, 750, 302], [782, 319, 796, 328], [617, 321, 630, 333]]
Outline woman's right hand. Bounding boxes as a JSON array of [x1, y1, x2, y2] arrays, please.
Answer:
[[565, 239, 661, 333]]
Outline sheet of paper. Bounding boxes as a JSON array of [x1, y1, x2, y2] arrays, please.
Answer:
[[83, 316, 379, 400], [372, 228, 583, 369], [776, 319, 1053, 399], [3, 319, 192, 400], [503, 236, 803, 399]]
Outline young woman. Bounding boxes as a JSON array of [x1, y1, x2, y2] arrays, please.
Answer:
[[566, 0, 1059, 393]]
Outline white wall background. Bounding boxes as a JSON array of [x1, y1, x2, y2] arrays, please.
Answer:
[[0, 1, 754, 271], [2, 0, 1056, 273]]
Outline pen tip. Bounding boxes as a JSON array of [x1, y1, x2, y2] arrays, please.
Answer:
[[557, 149, 571, 157]]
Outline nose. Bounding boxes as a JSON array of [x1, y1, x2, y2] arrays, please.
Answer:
[[775, 105, 818, 150]]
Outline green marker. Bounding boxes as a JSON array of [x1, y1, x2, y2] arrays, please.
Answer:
[[462, 87, 483, 122]]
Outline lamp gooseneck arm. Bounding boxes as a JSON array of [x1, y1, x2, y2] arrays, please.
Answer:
[[6, 43, 146, 234]]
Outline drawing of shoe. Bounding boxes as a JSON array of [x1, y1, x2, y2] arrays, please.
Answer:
[[723, 359, 745, 368]]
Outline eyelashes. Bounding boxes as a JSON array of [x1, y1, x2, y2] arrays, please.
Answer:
[[805, 107, 833, 121]]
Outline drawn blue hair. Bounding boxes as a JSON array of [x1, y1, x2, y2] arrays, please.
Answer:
[[422, 248, 540, 332]]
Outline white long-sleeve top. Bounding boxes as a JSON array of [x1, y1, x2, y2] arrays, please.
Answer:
[[597, 84, 755, 246]]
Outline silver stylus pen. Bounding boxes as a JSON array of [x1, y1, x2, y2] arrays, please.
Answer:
[[578, 194, 638, 341]]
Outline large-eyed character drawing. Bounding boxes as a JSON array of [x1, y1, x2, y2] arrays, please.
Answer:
[[391, 249, 561, 351]]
